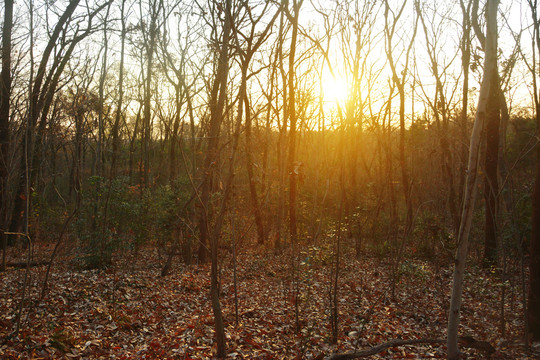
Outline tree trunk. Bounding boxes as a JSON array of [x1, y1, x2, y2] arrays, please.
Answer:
[[383, 0, 417, 234], [447, 1, 499, 358], [287, 1, 301, 244], [528, 0, 540, 342], [529, 152, 540, 341], [110, 0, 127, 179], [483, 75, 501, 266], [198, 0, 233, 355], [275, 9, 288, 251], [0, 0, 14, 271], [245, 92, 266, 245], [458, 0, 472, 231], [142, 0, 159, 188]]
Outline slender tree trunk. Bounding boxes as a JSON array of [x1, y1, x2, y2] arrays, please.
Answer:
[[169, 85, 182, 184], [142, 0, 159, 188], [530, 150, 540, 341], [447, 1, 499, 358], [528, 0, 540, 342], [111, 0, 127, 179], [384, 0, 417, 233], [97, 4, 110, 181], [287, 1, 301, 244], [231, 4, 279, 246], [129, 106, 142, 183], [198, 1, 232, 354], [416, 3, 460, 234], [245, 86, 266, 245], [483, 76, 501, 266], [275, 9, 287, 251], [459, 0, 472, 213], [0, 0, 14, 271]]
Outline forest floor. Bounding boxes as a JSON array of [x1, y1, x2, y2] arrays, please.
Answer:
[[0, 241, 538, 359]]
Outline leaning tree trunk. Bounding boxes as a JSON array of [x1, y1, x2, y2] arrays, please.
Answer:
[[447, 1, 499, 358]]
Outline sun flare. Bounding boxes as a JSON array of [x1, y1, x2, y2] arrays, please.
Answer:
[[321, 74, 349, 104]]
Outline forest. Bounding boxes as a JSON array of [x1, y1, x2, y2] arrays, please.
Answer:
[[1, 0, 540, 358]]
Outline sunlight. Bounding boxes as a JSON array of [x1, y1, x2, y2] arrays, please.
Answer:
[[321, 74, 349, 105]]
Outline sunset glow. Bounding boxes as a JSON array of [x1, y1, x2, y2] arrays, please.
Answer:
[[321, 74, 349, 104]]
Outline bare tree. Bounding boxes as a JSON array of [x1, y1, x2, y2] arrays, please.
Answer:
[[231, 1, 280, 245], [140, 0, 163, 188], [447, 1, 500, 358], [458, 0, 473, 215], [195, 0, 234, 354], [284, 0, 304, 244], [383, 0, 418, 233], [415, 0, 460, 233], [8, 0, 111, 243], [110, 0, 129, 179], [527, 0, 540, 344], [0, 0, 14, 271], [470, 0, 501, 266]]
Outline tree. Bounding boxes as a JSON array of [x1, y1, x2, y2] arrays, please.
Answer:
[[471, 0, 501, 266], [110, 0, 129, 179], [458, 0, 473, 218], [0, 0, 14, 271], [447, 0, 500, 358], [8, 0, 111, 243], [383, 0, 418, 234], [196, 0, 234, 354], [416, 0, 460, 233], [285, 0, 304, 244], [527, 0, 540, 344], [231, 1, 280, 245], [140, 0, 163, 188]]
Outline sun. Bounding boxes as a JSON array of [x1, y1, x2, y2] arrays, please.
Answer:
[[321, 74, 349, 104]]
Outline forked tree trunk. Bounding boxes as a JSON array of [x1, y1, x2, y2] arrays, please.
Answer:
[[447, 1, 499, 358]]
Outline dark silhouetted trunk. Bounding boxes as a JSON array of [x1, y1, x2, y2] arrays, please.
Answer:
[[528, 0, 540, 342], [0, 0, 14, 271]]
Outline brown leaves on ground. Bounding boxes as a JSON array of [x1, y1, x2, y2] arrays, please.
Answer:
[[0, 245, 537, 359]]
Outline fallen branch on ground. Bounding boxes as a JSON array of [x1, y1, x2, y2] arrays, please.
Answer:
[[325, 336, 495, 359], [7, 261, 49, 268]]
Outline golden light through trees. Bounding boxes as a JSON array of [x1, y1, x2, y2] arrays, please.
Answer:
[[321, 73, 349, 105], [1, 0, 540, 358]]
